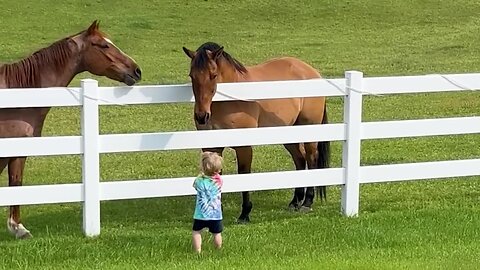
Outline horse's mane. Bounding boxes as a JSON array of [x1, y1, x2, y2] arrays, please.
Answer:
[[0, 37, 75, 88], [193, 42, 248, 74]]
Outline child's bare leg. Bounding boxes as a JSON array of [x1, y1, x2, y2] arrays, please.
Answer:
[[213, 233, 222, 249], [192, 230, 202, 253]]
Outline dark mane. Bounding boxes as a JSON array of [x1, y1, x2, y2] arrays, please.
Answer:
[[0, 37, 75, 88], [193, 42, 248, 74]]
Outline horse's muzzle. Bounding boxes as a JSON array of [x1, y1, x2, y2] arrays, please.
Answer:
[[124, 67, 142, 86], [195, 112, 211, 125]]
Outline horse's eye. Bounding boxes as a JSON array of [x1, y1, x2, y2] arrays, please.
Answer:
[[92, 42, 109, 49]]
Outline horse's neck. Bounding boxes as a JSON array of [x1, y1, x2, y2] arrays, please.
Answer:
[[1, 43, 81, 89], [38, 56, 81, 87], [221, 67, 248, 83], [50, 67, 78, 87], [0, 44, 82, 134]]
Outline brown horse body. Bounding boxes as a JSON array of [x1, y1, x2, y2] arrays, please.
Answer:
[[0, 21, 141, 238], [183, 42, 329, 223]]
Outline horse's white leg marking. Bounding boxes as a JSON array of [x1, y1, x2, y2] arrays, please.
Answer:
[[7, 217, 32, 239]]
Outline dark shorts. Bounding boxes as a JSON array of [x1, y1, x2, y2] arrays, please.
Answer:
[[192, 219, 223, 234]]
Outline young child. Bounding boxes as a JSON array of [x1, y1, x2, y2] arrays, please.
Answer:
[[192, 151, 224, 253]]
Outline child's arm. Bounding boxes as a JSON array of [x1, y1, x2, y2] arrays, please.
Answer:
[[215, 173, 223, 188], [192, 178, 198, 190]]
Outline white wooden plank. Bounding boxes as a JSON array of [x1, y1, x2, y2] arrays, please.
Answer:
[[1, 73, 480, 108], [361, 159, 480, 183], [0, 87, 82, 108], [99, 124, 345, 153], [0, 136, 82, 157], [214, 78, 346, 100], [97, 84, 193, 105], [0, 184, 82, 206], [100, 168, 344, 200], [362, 117, 480, 139], [97, 78, 346, 105], [364, 73, 480, 95]]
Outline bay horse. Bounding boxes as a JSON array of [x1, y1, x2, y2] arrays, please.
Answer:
[[182, 42, 330, 223], [0, 20, 142, 238]]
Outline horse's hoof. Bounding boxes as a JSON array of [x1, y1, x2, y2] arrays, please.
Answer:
[[237, 216, 250, 224], [298, 206, 313, 213], [15, 224, 32, 239], [7, 219, 32, 239], [17, 231, 32, 239], [288, 204, 298, 212]]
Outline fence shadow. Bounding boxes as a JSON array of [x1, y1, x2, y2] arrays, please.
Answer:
[[0, 189, 339, 241]]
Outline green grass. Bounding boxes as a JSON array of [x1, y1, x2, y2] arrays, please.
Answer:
[[1, 0, 480, 269]]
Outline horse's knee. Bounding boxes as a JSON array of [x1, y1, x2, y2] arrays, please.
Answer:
[[8, 176, 22, 185], [234, 147, 253, 174], [8, 157, 27, 185], [304, 142, 318, 169]]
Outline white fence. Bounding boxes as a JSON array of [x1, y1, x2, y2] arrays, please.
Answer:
[[1, 71, 480, 237]]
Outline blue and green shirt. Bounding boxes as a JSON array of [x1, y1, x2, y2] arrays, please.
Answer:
[[193, 173, 223, 220]]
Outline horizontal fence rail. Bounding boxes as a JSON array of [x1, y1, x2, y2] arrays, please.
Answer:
[[2, 116, 479, 157], [0, 71, 479, 237]]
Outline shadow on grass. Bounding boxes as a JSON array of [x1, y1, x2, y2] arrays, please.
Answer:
[[2, 178, 478, 242], [0, 188, 341, 241]]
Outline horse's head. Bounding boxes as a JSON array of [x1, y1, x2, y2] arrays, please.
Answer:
[[73, 21, 142, 86], [183, 44, 224, 125], [183, 42, 247, 126]]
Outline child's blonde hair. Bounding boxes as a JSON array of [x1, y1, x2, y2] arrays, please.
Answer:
[[200, 152, 223, 176]]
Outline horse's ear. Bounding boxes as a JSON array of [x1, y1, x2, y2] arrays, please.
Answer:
[[87, 20, 99, 35], [213, 47, 224, 60], [183, 47, 196, 59], [207, 47, 224, 60]]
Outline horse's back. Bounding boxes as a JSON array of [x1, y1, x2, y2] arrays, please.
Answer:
[[246, 57, 325, 127], [247, 57, 321, 81]]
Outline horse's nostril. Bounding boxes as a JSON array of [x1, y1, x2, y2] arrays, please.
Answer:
[[134, 67, 142, 79], [195, 112, 210, 125]]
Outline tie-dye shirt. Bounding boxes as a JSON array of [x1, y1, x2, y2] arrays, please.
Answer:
[[193, 173, 223, 220]]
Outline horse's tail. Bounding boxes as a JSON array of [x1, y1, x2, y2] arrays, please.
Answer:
[[316, 103, 330, 201]]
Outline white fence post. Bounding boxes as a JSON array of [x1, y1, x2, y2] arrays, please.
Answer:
[[81, 79, 101, 236], [341, 71, 363, 216]]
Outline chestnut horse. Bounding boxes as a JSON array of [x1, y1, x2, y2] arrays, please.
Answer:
[[0, 21, 141, 238], [183, 42, 330, 223]]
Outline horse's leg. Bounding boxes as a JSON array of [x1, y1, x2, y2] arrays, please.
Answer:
[[301, 142, 320, 212], [7, 157, 32, 239], [283, 143, 307, 210], [0, 158, 9, 229], [234, 146, 253, 223], [0, 158, 8, 174]]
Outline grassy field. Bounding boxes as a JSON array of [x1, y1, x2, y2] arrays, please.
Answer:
[[1, 0, 480, 269]]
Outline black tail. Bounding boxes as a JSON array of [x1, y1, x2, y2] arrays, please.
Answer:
[[316, 104, 330, 201]]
